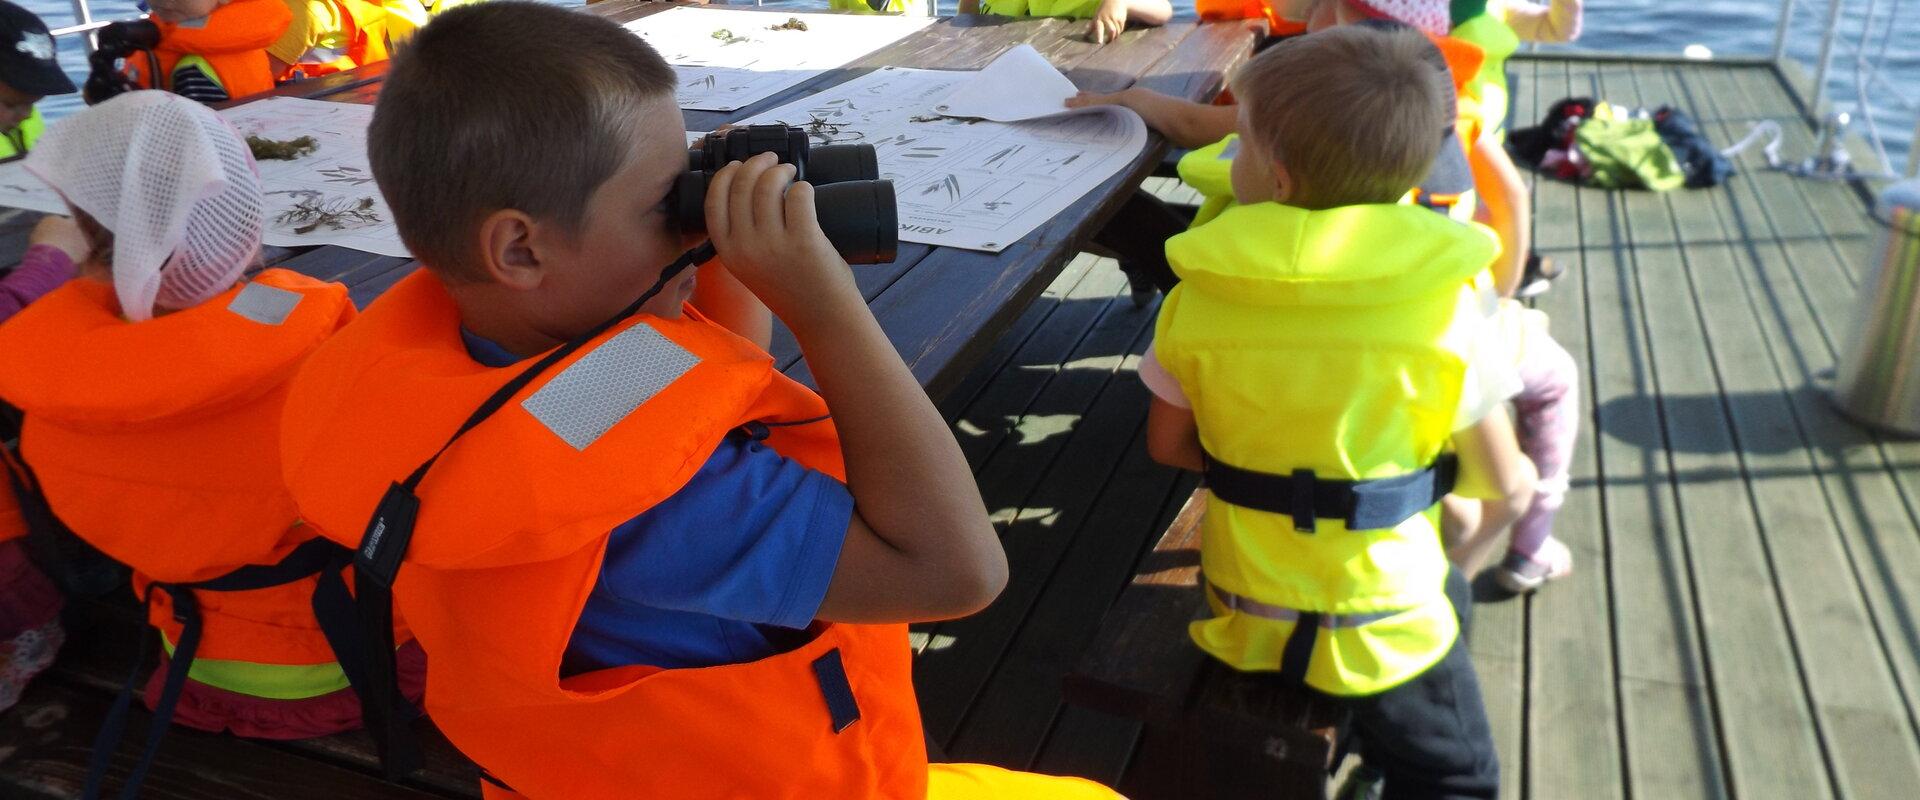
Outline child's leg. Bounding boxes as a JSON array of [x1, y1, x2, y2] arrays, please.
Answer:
[[1506, 332, 1578, 574], [1090, 189, 1191, 297], [1343, 586, 1499, 799]]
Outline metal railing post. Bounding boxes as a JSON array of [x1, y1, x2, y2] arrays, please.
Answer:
[[1772, 0, 1797, 63], [1807, 0, 1846, 118], [1909, 115, 1920, 177], [66, 0, 96, 50]]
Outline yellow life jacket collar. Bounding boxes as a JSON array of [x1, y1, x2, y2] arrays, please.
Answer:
[[1165, 201, 1498, 308]]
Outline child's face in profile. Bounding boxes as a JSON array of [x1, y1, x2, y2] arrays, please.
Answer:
[[531, 93, 701, 338], [147, 0, 222, 24], [1229, 106, 1285, 205], [0, 81, 39, 135]]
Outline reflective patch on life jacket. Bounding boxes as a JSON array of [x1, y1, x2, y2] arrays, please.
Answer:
[[227, 282, 304, 326], [520, 323, 700, 450]]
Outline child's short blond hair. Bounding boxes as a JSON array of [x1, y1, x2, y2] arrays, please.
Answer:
[[1229, 24, 1450, 209]]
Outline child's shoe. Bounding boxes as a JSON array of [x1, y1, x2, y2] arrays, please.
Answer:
[[0, 619, 64, 712], [1517, 252, 1565, 298], [1496, 535, 1574, 594]]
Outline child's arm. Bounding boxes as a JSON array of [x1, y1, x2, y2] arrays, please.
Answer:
[[1445, 405, 1537, 576], [705, 153, 1006, 623], [1065, 87, 1238, 148], [691, 260, 773, 351], [0, 217, 83, 321], [1090, 0, 1173, 44], [1500, 0, 1583, 43], [1145, 396, 1205, 472], [1471, 136, 1530, 298], [958, 0, 982, 11]]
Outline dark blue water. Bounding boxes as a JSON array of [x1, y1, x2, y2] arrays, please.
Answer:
[[23, 0, 1919, 163]]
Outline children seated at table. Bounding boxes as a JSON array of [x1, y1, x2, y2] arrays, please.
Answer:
[[1137, 25, 1533, 797], [0, 91, 416, 797], [0, 1, 75, 161], [277, 4, 1121, 796], [88, 0, 290, 104], [959, 0, 1172, 45]]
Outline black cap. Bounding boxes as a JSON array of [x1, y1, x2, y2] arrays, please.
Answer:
[[0, 1, 74, 97]]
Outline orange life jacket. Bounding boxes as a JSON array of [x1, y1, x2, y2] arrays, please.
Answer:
[[281, 270, 930, 799], [129, 0, 291, 99], [0, 269, 354, 668], [1196, 0, 1306, 36]]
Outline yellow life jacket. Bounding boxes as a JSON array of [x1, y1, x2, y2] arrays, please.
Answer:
[[830, 0, 924, 14], [1176, 133, 1479, 229], [1155, 202, 1497, 695], [378, 0, 473, 31], [1450, 13, 1520, 140], [277, 0, 414, 78], [0, 107, 44, 161], [980, 0, 1103, 19]]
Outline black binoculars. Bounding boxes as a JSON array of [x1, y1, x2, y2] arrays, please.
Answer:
[[673, 126, 898, 265], [82, 19, 161, 106]]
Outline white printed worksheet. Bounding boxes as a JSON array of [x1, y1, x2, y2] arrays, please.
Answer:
[[736, 65, 1148, 253], [625, 7, 935, 112], [0, 97, 410, 258]]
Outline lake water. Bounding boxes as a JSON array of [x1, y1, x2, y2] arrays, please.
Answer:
[[21, 0, 1919, 166]]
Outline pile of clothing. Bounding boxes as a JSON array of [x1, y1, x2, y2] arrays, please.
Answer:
[[1510, 96, 1733, 190]]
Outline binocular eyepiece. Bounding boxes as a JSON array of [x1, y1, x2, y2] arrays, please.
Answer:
[[673, 125, 898, 265]]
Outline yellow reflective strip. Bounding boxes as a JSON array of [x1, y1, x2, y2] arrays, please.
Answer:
[[160, 633, 350, 700]]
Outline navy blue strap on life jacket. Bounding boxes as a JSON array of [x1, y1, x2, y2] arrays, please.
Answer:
[[351, 241, 718, 781], [1202, 452, 1458, 534], [82, 538, 362, 800]]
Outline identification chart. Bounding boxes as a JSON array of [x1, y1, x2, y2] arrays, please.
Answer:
[[625, 7, 934, 112], [737, 66, 1148, 252], [0, 97, 409, 258]]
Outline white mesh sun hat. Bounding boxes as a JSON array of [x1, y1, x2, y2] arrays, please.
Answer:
[[25, 91, 264, 322]]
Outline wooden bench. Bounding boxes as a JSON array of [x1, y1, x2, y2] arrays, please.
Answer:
[[1063, 489, 1344, 800]]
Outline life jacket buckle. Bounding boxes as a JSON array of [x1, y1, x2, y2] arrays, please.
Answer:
[[1290, 469, 1317, 533]]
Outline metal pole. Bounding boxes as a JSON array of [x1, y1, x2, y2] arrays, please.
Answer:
[[66, 0, 95, 50], [1908, 114, 1919, 177], [1772, 0, 1798, 63], [1808, 0, 1846, 119]]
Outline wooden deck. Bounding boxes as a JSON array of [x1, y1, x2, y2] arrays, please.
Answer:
[[917, 54, 1920, 800], [5, 54, 1919, 800]]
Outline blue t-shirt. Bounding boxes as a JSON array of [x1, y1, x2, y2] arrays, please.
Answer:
[[461, 329, 853, 673]]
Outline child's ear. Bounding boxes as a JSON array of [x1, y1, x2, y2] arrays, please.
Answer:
[[476, 209, 543, 290], [1271, 160, 1296, 205]]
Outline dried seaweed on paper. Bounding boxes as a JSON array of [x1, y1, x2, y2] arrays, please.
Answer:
[[247, 135, 318, 160], [768, 17, 808, 31], [275, 194, 380, 235]]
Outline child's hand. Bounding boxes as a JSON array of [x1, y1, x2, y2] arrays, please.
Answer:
[[1065, 87, 1137, 111], [703, 152, 858, 326], [29, 216, 90, 269], [1089, 0, 1129, 44]]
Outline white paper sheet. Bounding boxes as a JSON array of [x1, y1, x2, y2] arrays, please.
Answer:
[[931, 45, 1085, 123], [625, 7, 934, 112], [737, 67, 1148, 253], [0, 97, 411, 258], [220, 98, 409, 258]]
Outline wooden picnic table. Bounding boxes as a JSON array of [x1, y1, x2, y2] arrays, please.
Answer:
[[0, 4, 1256, 798]]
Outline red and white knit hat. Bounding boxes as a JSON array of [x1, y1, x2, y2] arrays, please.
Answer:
[[1342, 0, 1450, 36]]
